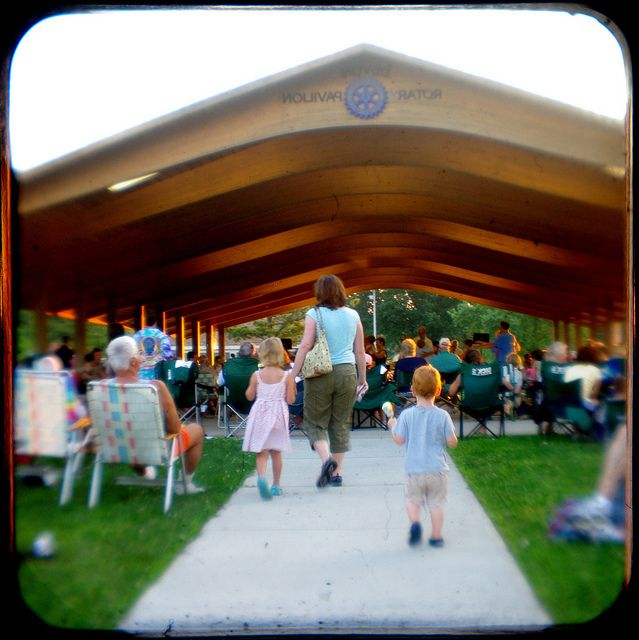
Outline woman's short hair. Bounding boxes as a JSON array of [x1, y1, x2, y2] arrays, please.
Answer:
[[399, 338, 417, 358], [411, 365, 441, 399], [576, 344, 602, 364], [463, 349, 483, 364], [258, 337, 286, 367], [314, 274, 347, 309], [107, 336, 138, 372]]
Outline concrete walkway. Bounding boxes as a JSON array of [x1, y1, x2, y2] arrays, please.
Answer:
[[120, 420, 552, 635]]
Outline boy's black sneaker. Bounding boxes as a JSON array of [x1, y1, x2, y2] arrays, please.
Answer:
[[408, 522, 422, 546]]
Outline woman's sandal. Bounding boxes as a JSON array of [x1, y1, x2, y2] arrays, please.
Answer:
[[316, 457, 338, 488]]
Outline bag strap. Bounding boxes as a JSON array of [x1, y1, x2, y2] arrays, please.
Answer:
[[315, 305, 325, 333]]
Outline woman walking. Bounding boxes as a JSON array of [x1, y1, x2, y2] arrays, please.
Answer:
[[290, 274, 367, 488]]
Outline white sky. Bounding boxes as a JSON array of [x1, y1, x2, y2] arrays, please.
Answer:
[[8, 5, 629, 172]]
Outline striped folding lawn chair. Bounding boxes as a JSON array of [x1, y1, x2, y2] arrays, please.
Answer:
[[14, 369, 90, 505], [86, 380, 187, 513]]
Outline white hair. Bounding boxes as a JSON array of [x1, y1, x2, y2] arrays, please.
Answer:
[[546, 341, 568, 361], [238, 342, 256, 357], [107, 336, 138, 372], [34, 355, 63, 372]]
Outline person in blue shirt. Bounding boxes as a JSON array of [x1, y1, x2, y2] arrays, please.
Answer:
[[387, 364, 458, 547], [290, 274, 367, 489], [491, 320, 520, 367], [428, 337, 462, 373]]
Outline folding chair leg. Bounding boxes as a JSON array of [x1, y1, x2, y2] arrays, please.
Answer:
[[59, 456, 76, 506], [460, 413, 499, 439], [164, 438, 188, 513], [164, 463, 174, 514], [88, 454, 103, 508]]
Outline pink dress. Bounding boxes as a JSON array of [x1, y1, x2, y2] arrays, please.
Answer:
[[242, 370, 292, 453]]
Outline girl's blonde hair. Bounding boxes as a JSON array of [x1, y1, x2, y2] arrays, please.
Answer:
[[411, 364, 441, 399], [257, 337, 286, 367], [506, 352, 522, 367]]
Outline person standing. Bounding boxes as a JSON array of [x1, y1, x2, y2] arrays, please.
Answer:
[[387, 365, 458, 546], [290, 274, 367, 488], [491, 320, 520, 367], [242, 337, 297, 500]]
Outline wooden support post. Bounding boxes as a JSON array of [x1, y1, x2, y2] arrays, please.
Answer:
[[206, 321, 215, 361], [135, 305, 144, 332], [218, 326, 226, 362], [190, 319, 201, 356], [176, 316, 185, 360]]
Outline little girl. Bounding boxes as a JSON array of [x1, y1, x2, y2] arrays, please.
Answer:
[[242, 337, 297, 500]]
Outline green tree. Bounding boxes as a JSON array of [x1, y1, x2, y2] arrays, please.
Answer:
[[226, 308, 307, 343], [351, 289, 553, 358], [15, 310, 109, 363], [350, 289, 460, 355], [447, 302, 552, 355]]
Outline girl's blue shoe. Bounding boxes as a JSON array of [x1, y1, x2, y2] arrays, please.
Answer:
[[257, 476, 272, 501], [271, 486, 282, 496]]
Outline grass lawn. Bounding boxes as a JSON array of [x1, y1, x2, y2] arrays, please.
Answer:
[[12, 432, 628, 632], [449, 435, 627, 625], [13, 437, 254, 631]]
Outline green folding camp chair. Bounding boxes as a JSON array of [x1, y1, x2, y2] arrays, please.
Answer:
[[392, 358, 425, 409], [539, 361, 593, 436], [218, 357, 259, 437], [457, 362, 505, 439], [154, 359, 207, 422], [352, 365, 400, 430], [433, 368, 461, 414]]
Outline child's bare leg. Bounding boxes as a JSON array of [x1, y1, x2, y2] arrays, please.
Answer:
[[406, 500, 421, 524], [429, 507, 444, 540], [255, 450, 269, 477], [270, 450, 283, 486]]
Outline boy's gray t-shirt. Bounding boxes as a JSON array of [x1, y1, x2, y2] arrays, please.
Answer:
[[393, 405, 455, 474]]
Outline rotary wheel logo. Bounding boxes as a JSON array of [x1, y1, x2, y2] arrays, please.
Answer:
[[344, 78, 388, 120]]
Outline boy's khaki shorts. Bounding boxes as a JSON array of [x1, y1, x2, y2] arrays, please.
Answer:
[[405, 472, 448, 511]]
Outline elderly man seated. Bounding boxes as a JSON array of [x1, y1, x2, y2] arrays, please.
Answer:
[[106, 336, 205, 494], [216, 341, 259, 387], [428, 337, 462, 374]]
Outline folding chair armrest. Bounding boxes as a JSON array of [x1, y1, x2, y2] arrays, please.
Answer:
[[68, 416, 92, 431]]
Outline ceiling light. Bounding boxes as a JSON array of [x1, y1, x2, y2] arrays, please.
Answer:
[[603, 165, 625, 179], [107, 172, 159, 192]]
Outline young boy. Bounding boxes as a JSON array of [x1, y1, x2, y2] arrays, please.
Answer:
[[385, 365, 458, 547]]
